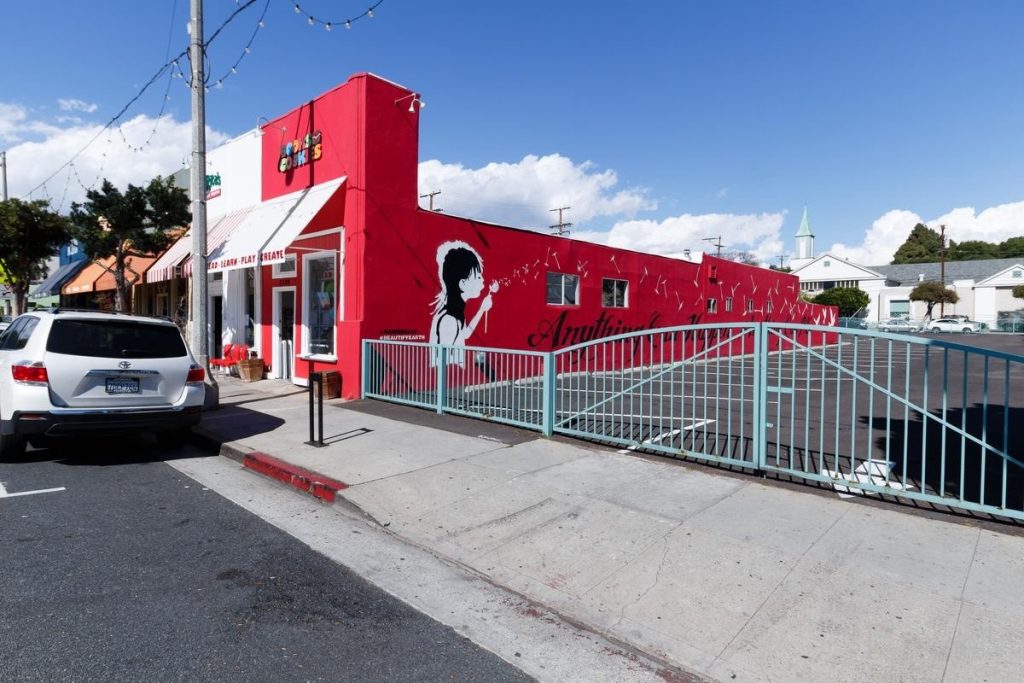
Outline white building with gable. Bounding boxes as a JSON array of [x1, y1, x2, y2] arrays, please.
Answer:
[[789, 209, 1024, 329]]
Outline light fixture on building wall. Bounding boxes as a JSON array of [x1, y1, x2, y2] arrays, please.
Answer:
[[394, 93, 425, 113], [256, 116, 287, 136]]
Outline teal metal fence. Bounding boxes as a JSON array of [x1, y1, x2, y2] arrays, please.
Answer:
[[362, 325, 1024, 521]]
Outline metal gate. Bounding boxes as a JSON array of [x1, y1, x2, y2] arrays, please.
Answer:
[[363, 325, 1024, 521]]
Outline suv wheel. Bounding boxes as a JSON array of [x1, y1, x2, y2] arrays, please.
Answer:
[[931, 327, 941, 333], [0, 432, 27, 460], [962, 327, 973, 334]]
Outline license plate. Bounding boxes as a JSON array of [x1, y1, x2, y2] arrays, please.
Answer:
[[105, 378, 140, 394]]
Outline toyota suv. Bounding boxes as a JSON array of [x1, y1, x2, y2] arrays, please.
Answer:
[[0, 309, 205, 458]]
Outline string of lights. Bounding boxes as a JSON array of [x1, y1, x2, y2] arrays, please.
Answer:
[[23, 0, 261, 201], [290, 0, 384, 32], [206, 0, 271, 90], [26, 0, 383, 205]]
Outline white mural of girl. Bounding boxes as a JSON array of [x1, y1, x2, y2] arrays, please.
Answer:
[[429, 241, 498, 363]]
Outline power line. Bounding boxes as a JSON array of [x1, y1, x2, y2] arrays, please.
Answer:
[[23, 0, 264, 200]]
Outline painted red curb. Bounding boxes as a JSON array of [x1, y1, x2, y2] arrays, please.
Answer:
[[243, 452, 349, 503]]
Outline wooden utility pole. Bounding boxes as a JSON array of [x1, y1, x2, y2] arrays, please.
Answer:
[[420, 190, 442, 212], [702, 236, 724, 257], [549, 206, 572, 236], [939, 224, 947, 316]]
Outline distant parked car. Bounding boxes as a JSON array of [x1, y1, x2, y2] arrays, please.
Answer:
[[878, 318, 920, 333], [0, 309, 206, 458], [927, 317, 983, 334]]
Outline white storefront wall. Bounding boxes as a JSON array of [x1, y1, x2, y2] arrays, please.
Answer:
[[199, 132, 263, 357]]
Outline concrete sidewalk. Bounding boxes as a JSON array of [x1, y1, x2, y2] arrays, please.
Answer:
[[197, 375, 1024, 682]]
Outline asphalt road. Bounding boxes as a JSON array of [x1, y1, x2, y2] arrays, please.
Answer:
[[0, 440, 531, 682]]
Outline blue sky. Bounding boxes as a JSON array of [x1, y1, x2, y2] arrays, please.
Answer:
[[2, 1, 1022, 266]]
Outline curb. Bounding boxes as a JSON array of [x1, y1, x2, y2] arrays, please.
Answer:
[[191, 427, 348, 503], [241, 451, 349, 503]]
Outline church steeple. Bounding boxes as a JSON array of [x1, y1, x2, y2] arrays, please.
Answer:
[[795, 205, 814, 260]]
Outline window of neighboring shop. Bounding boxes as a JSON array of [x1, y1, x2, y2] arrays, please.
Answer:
[[273, 254, 297, 279], [304, 252, 336, 357], [546, 272, 579, 305], [889, 299, 910, 316], [1013, 269, 1022, 279], [602, 278, 628, 308]]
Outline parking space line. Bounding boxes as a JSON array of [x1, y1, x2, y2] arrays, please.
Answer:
[[0, 480, 66, 499]]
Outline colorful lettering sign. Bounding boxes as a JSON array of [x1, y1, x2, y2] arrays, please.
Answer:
[[279, 131, 324, 173]]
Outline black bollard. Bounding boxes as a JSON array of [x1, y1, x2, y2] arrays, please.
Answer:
[[306, 371, 326, 447]]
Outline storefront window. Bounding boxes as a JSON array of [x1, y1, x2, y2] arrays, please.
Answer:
[[305, 253, 335, 356]]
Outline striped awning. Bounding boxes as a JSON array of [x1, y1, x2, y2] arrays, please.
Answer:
[[146, 208, 254, 282]]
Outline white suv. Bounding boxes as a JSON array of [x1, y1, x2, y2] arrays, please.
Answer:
[[0, 309, 205, 458]]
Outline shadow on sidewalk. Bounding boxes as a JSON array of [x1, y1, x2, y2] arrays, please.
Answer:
[[199, 404, 287, 443]]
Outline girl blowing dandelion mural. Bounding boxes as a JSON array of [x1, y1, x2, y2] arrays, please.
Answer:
[[429, 241, 498, 364]]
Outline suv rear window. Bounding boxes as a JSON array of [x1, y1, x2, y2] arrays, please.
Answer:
[[47, 319, 187, 359]]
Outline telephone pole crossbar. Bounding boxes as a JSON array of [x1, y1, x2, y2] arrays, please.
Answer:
[[549, 206, 572, 236], [420, 190, 442, 212]]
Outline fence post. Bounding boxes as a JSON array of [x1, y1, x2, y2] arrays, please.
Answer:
[[542, 352, 555, 436], [436, 345, 447, 415], [360, 339, 369, 399], [753, 323, 768, 471]]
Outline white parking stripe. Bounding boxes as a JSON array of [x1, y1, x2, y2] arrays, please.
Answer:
[[0, 487, 66, 499], [0, 479, 66, 499]]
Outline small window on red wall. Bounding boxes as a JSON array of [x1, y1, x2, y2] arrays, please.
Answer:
[[546, 272, 579, 305], [602, 278, 628, 308], [707, 298, 718, 313]]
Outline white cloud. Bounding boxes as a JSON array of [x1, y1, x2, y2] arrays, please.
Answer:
[[0, 103, 29, 142], [716, 187, 729, 199], [576, 212, 787, 263], [830, 209, 922, 266], [2, 104, 228, 210], [417, 153, 655, 230], [831, 200, 1024, 266], [58, 98, 98, 114], [930, 202, 1024, 244]]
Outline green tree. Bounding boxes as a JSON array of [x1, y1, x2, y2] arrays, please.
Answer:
[[891, 223, 944, 264], [0, 199, 73, 316], [812, 287, 869, 317], [909, 280, 959, 320], [70, 177, 190, 312], [1013, 284, 1024, 301], [947, 239, 998, 261], [999, 237, 1024, 258]]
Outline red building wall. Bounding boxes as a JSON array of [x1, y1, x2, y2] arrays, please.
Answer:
[[251, 73, 835, 399]]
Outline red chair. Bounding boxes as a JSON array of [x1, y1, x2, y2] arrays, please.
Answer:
[[210, 343, 235, 373]]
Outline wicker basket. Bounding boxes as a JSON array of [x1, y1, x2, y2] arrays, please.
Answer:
[[237, 358, 264, 382]]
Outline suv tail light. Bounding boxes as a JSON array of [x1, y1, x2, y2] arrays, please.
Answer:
[[186, 365, 205, 384], [12, 362, 48, 385]]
